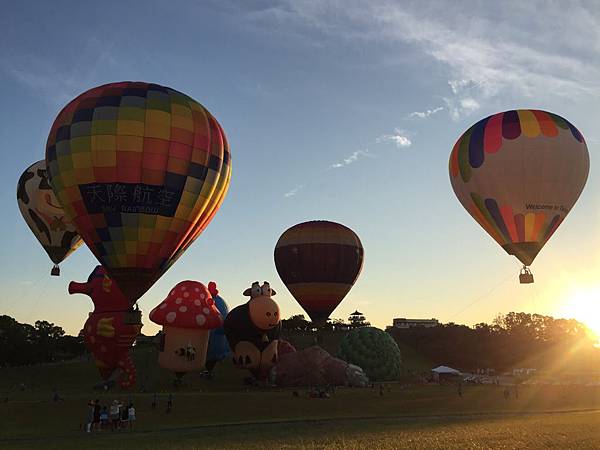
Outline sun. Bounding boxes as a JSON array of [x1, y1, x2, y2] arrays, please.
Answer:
[[557, 288, 600, 339]]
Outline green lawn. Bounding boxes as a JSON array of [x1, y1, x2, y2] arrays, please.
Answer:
[[1, 342, 599, 448]]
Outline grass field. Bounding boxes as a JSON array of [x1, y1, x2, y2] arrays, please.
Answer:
[[1, 340, 599, 448]]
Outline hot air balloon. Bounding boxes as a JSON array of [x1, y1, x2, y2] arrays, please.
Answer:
[[449, 110, 589, 283], [224, 281, 281, 381], [203, 281, 231, 376], [17, 160, 83, 275], [149, 281, 222, 378], [338, 327, 401, 381], [69, 266, 142, 388], [45, 82, 231, 304], [274, 221, 364, 323]]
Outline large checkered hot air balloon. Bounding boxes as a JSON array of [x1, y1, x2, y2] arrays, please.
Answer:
[[274, 221, 364, 323], [46, 82, 231, 304], [449, 109, 589, 283]]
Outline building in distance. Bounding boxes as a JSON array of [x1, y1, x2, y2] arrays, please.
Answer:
[[391, 318, 439, 329]]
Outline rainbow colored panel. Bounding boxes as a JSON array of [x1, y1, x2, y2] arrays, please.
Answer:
[[449, 109, 589, 267], [46, 82, 231, 303], [450, 109, 584, 183]]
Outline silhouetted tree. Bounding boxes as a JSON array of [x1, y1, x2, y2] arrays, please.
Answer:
[[0, 315, 84, 366], [388, 312, 598, 372], [281, 314, 311, 332]]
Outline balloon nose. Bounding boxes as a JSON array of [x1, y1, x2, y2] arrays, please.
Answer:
[[68, 281, 91, 295]]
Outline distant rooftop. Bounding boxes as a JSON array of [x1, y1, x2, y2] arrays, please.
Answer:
[[392, 318, 439, 329]]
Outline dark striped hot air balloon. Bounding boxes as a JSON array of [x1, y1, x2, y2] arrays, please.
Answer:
[[274, 221, 364, 323]]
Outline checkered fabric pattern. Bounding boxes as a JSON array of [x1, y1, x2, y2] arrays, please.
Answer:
[[46, 82, 231, 303]]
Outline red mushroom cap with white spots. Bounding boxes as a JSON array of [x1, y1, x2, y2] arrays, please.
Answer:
[[149, 281, 222, 329]]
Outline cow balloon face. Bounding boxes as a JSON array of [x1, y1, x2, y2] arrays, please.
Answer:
[[244, 282, 280, 330]]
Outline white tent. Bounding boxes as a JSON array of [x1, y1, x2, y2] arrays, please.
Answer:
[[431, 365, 461, 375]]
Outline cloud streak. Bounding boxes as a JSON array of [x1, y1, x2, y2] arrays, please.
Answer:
[[245, 1, 600, 119], [408, 106, 443, 119], [284, 126, 412, 197], [376, 129, 412, 148], [329, 149, 374, 169], [0, 37, 120, 107], [284, 184, 305, 198]]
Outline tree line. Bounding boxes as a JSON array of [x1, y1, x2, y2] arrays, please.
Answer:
[[388, 312, 599, 371], [0, 315, 85, 367], [1, 311, 597, 372]]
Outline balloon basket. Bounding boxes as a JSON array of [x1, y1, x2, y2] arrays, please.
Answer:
[[51, 265, 60, 276], [519, 267, 534, 284]]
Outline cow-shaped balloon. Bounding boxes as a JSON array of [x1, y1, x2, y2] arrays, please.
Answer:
[[224, 281, 281, 380], [69, 266, 142, 388]]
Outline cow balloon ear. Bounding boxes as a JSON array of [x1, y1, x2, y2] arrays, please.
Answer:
[[243, 288, 252, 296]]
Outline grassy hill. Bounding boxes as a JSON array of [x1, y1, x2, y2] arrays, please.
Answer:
[[2, 331, 600, 449], [1, 329, 432, 398]]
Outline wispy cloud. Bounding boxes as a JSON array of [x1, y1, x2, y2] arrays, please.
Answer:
[[375, 129, 412, 148], [408, 106, 443, 119], [284, 184, 305, 198], [284, 126, 412, 197], [244, 1, 600, 119], [0, 37, 120, 107], [329, 149, 374, 169]]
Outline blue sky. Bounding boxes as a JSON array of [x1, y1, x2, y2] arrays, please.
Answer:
[[2, 0, 600, 336]]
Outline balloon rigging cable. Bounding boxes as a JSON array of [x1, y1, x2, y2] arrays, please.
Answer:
[[448, 269, 515, 322]]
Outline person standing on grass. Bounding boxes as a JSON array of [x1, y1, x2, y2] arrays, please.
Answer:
[[100, 406, 108, 430], [120, 401, 129, 429], [110, 400, 120, 430], [92, 399, 101, 431], [167, 393, 173, 413], [85, 401, 94, 433], [128, 403, 136, 430], [152, 392, 157, 410]]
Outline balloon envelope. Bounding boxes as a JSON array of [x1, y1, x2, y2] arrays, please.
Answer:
[[69, 266, 140, 388], [274, 220, 364, 322], [338, 327, 401, 381], [45, 82, 231, 303], [449, 110, 589, 266], [17, 160, 82, 270], [206, 287, 231, 364]]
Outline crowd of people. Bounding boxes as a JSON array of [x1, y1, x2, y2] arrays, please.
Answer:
[[85, 399, 136, 432]]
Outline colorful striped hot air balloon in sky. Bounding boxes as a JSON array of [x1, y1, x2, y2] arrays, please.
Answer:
[[449, 109, 589, 282], [46, 81, 231, 304], [274, 220, 364, 322]]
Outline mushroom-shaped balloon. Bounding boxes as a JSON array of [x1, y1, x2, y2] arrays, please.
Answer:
[[149, 281, 222, 377]]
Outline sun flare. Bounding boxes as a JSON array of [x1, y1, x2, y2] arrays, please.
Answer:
[[558, 288, 600, 339]]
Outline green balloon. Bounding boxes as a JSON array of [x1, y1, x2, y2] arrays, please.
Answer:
[[338, 327, 401, 381]]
